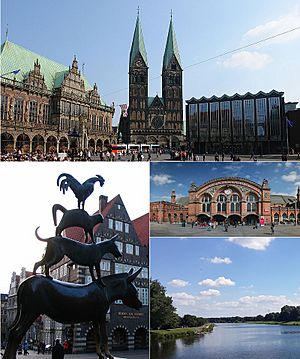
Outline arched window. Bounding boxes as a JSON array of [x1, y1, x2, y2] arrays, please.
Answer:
[[217, 195, 226, 212], [247, 193, 257, 212], [202, 195, 211, 212], [230, 194, 240, 212]]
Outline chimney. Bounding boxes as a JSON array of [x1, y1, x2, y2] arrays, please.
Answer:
[[99, 195, 108, 213], [171, 190, 176, 204]]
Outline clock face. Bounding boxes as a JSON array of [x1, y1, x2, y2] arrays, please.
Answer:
[[136, 60, 143, 67], [151, 116, 164, 129], [224, 189, 232, 195]]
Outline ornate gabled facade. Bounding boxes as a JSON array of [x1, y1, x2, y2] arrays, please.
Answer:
[[118, 15, 185, 148], [151, 178, 300, 225], [0, 41, 115, 155]]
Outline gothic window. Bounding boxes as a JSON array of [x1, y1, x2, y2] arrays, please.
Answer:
[[43, 104, 50, 124], [230, 194, 240, 212], [92, 115, 97, 130], [217, 195, 226, 212], [1, 95, 8, 120], [137, 111, 141, 121], [171, 63, 177, 70], [175, 77, 180, 85], [247, 193, 257, 212], [29, 101, 38, 122], [14, 98, 23, 122], [202, 195, 211, 212], [131, 111, 136, 120], [140, 88, 145, 96]]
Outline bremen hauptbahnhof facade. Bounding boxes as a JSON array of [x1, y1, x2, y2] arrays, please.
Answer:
[[0, 40, 115, 154], [150, 177, 300, 225], [186, 90, 288, 155]]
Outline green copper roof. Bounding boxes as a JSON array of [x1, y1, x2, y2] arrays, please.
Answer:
[[0, 40, 92, 91], [163, 18, 182, 69], [129, 16, 148, 67], [148, 96, 164, 107]]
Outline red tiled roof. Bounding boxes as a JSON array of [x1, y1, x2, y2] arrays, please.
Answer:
[[132, 213, 149, 247]]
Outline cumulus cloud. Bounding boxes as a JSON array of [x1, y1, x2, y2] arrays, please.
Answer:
[[168, 279, 190, 288], [227, 237, 275, 250], [244, 7, 300, 45], [200, 289, 221, 297], [210, 257, 232, 265], [221, 51, 272, 70], [151, 174, 175, 185], [199, 276, 235, 287], [282, 171, 300, 182], [170, 292, 199, 306]]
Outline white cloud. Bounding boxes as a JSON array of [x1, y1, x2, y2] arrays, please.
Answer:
[[200, 289, 221, 297], [151, 174, 175, 185], [170, 292, 199, 306], [227, 237, 275, 251], [168, 279, 190, 288], [210, 257, 232, 265], [199, 276, 235, 287], [244, 7, 300, 45], [222, 51, 272, 70], [282, 171, 300, 182]]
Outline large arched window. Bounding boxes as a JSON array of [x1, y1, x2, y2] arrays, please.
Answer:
[[217, 195, 226, 212], [247, 193, 257, 212], [202, 195, 211, 212], [230, 194, 240, 212]]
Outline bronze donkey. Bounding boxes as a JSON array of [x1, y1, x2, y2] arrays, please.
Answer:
[[33, 227, 122, 285], [3, 270, 142, 359]]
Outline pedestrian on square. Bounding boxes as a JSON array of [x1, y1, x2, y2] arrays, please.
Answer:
[[202, 153, 206, 161], [52, 339, 64, 359], [23, 341, 29, 355], [271, 222, 275, 235], [224, 221, 229, 232]]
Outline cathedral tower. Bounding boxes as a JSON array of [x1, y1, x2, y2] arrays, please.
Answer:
[[162, 16, 183, 134], [128, 14, 148, 141]]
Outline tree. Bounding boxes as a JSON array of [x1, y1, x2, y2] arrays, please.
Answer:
[[150, 280, 180, 330]]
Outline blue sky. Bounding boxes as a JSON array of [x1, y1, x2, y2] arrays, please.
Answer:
[[1, 0, 300, 125], [151, 237, 300, 317], [150, 162, 300, 201]]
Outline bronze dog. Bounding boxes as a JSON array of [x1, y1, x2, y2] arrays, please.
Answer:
[[52, 204, 103, 243], [33, 227, 122, 285]]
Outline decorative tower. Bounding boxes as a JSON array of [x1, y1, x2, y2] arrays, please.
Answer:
[[128, 13, 148, 142], [162, 15, 183, 135], [171, 190, 176, 204], [261, 179, 271, 224]]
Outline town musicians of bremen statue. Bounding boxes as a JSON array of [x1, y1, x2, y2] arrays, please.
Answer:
[[3, 173, 144, 359]]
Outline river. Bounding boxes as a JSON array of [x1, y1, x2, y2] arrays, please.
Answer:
[[151, 323, 300, 359]]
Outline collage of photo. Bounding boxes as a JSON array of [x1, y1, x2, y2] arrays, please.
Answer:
[[1, 1, 300, 359]]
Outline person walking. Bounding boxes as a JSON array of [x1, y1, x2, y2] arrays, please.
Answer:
[[52, 339, 64, 359], [271, 222, 275, 235], [23, 341, 29, 355]]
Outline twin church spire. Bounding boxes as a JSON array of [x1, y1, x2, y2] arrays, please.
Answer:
[[129, 13, 182, 70]]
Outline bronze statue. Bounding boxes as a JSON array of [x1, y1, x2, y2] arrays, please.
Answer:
[[57, 173, 105, 210], [3, 269, 142, 359], [33, 227, 122, 285], [52, 204, 103, 243]]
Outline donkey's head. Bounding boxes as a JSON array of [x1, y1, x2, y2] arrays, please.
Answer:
[[106, 234, 122, 259], [121, 268, 143, 310]]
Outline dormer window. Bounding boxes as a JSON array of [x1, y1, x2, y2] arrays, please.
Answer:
[[171, 63, 176, 70]]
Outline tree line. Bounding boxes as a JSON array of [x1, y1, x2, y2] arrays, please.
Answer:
[[150, 280, 207, 330], [209, 305, 300, 323]]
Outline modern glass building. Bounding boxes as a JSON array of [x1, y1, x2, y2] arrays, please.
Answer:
[[186, 90, 287, 154]]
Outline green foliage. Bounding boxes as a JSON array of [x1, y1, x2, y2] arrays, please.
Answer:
[[150, 280, 180, 330]]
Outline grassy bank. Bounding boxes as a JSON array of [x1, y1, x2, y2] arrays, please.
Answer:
[[151, 324, 214, 340], [245, 321, 300, 326]]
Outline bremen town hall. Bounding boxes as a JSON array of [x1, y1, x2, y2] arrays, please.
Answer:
[[118, 14, 185, 147], [0, 40, 115, 155]]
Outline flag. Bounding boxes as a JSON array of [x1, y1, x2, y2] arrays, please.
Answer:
[[120, 104, 128, 117], [12, 69, 21, 75]]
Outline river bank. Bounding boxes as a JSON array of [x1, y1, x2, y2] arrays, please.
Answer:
[[245, 321, 300, 325], [151, 323, 214, 340]]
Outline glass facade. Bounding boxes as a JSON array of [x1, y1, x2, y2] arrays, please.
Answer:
[[187, 92, 285, 154], [256, 98, 267, 139], [210, 102, 219, 140]]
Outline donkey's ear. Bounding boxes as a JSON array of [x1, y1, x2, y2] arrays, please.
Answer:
[[110, 234, 118, 242], [127, 267, 142, 282]]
